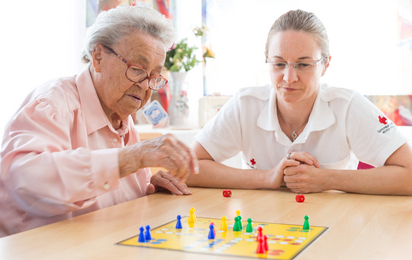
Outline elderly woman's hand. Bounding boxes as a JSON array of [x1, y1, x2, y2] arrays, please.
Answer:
[[146, 170, 192, 195], [119, 134, 199, 183]]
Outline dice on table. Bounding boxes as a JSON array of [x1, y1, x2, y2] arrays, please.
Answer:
[[222, 190, 232, 197]]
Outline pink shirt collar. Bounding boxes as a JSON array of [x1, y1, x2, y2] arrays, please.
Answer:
[[75, 68, 129, 138]]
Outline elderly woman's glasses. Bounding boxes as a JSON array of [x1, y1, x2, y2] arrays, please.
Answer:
[[266, 57, 326, 73], [104, 46, 168, 90]]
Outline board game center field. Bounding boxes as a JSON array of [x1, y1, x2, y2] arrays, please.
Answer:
[[117, 208, 329, 259]]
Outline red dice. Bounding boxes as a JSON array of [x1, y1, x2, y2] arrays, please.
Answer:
[[295, 194, 305, 203], [223, 190, 232, 197]]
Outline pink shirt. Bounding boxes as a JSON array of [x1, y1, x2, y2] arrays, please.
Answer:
[[0, 68, 151, 237]]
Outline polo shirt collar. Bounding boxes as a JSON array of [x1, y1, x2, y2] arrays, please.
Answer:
[[257, 87, 279, 131], [256, 84, 335, 134], [306, 84, 335, 132], [76, 67, 130, 137]]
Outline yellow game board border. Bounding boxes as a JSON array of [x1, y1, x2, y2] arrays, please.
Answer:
[[116, 216, 329, 260]]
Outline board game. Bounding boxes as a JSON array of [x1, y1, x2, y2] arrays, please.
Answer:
[[117, 216, 329, 259]]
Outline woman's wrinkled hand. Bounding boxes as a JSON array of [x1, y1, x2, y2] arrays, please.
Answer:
[[146, 170, 192, 195], [119, 134, 199, 183]]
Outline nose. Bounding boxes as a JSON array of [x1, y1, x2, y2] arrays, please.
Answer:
[[136, 78, 150, 91], [283, 64, 298, 83]]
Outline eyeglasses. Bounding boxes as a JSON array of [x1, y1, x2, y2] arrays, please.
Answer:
[[104, 46, 168, 91], [266, 57, 326, 73]]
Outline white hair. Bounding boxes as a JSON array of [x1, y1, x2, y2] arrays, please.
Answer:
[[81, 4, 175, 63]]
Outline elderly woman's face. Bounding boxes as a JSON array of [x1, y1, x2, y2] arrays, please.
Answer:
[[267, 30, 328, 104], [93, 31, 166, 120]]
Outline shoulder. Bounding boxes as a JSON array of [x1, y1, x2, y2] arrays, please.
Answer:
[[24, 75, 81, 118], [237, 85, 271, 101], [320, 84, 357, 103]]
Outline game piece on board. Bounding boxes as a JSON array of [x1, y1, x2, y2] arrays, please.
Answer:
[[222, 190, 232, 197], [176, 215, 182, 229], [303, 215, 310, 230], [296, 194, 305, 203], [256, 235, 265, 254], [191, 207, 197, 222], [264, 235, 268, 252], [138, 226, 146, 243], [208, 224, 215, 239], [233, 216, 240, 231], [256, 226, 263, 241], [145, 225, 152, 241], [211, 222, 216, 236], [220, 216, 228, 231], [188, 208, 195, 223], [238, 216, 243, 230], [246, 218, 253, 233], [236, 210, 241, 216]]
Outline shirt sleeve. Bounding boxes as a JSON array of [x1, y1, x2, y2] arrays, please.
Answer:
[[195, 92, 242, 162], [346, 92, 408, 167], [0, 99, 120, 217]]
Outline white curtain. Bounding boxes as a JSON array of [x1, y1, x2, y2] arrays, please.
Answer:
[[0, 0, 87, 138]]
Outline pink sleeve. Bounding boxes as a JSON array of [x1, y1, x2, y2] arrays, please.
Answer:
[[1, 99, 120, 217]]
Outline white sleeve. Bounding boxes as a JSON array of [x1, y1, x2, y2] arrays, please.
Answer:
[[195, 92, 242, 162], [346, 92, 408, 166]]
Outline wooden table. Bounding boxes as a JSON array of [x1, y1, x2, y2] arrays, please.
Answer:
[[1, 187, 411, 260]]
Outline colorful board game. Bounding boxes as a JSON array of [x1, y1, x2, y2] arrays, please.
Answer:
[[117, 216, 329, 259]]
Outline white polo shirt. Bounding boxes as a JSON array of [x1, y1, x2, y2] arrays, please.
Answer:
[[195, 84, 408, 170]]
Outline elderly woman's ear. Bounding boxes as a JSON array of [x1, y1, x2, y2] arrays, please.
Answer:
[[91, 44, 105, 72]]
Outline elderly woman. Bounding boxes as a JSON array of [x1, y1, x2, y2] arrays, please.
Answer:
[[0, 5, 198, 237], [187, 9, 412, 195]]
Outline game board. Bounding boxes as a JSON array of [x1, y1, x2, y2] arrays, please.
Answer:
[[117, 216, 328, 259]]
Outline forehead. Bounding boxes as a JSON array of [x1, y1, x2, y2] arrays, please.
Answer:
[[268, 30, 321, 59], [115, 30, 166, 69]]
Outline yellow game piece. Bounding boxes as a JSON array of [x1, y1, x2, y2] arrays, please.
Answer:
[[220, 216, 228, 231], [188, 208, 196, 223], [191, 207, 197, 222], [236, 210, 241, 216]]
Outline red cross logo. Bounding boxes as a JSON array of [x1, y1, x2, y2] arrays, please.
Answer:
[[250, 158, 256, 165], [378, 115, 387, 125]]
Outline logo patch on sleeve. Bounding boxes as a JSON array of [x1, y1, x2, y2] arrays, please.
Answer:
[[377, 115, 394, 134], [246, 158, 257, 169]]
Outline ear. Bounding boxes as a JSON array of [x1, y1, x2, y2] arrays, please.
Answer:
[[321, 55, 331, 77], [91, 43, 105, 73]]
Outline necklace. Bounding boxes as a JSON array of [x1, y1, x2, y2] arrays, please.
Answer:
[[277, 103, 309, 141]]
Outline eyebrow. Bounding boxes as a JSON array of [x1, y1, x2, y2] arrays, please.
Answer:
[[132, 55, 164, 71], [272, 55, 313, 60]]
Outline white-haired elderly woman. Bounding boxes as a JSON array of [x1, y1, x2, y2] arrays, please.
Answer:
[[187, 9, 412, 195], [0, 5, 198, 237]]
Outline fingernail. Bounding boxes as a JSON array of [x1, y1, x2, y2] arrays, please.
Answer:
[[309, 160, 313, 164], [184, 189, 192, 195], [195, 165, 199, 174]]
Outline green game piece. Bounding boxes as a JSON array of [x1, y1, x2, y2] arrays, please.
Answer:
[[303, 215, 310, 230], [246, 218, 253, 233], [233, 216, 240, 231], [238, 216, 242, 230]]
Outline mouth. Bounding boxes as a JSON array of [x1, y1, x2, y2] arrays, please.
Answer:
[[128, 94, 142, 102]]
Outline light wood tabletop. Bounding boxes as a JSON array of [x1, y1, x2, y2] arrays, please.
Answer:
[[1, 187, 411, 260]]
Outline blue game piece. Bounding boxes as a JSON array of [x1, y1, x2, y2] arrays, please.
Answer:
[[138, 226, 146, 243], [145, 225, 152, 240], [176, 215, 182, 229], [208, 224, 215, 239]]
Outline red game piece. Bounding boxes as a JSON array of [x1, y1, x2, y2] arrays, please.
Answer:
[[222, 190, 232, 197], [295, 194, 305, 203], [264, 235, 268, 252], [256, 236, 265, 254], [256, 226, 263, 241]]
